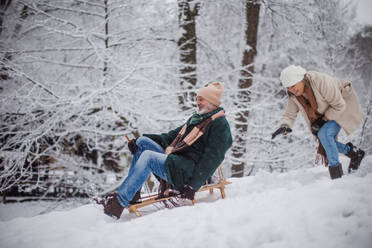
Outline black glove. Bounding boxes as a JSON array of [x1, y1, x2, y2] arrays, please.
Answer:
[[180, 185, 195, 200], [128, 138, 138, 154], [271, 126, 292, 139], [311, 117, 327, 135]]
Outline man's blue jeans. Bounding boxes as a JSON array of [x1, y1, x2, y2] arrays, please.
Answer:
[[317, 120, 350, 167], [117, 136, 168, 207]]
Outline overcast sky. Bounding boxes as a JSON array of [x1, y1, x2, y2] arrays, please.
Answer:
[[355, 0, 372, 25]]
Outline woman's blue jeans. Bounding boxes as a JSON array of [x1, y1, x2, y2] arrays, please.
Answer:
[[116, 136, 168, 207], [317, 120, 350, 167]]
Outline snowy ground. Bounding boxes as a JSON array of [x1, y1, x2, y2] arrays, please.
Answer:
[[1, 156, 372, 248]]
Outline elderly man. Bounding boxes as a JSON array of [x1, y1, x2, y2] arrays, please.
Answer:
[[103, 82, 232, 219], [272, 65, 365, 180]]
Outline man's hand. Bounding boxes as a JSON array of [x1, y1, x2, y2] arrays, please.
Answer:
[[180, 185, 195, 200], [311, 117, 327, 135], [128, 138, 138, 154], [271, 126, 292, 139]]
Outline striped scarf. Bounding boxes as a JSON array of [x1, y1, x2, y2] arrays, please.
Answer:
[[165, 110, 225, 155]]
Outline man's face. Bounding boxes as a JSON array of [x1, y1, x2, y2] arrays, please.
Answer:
[[287, 80, 305, 96], [196, 96, 215, 114]]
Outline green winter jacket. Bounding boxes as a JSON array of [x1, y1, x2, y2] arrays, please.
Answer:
[[144, 107, 232, 191]]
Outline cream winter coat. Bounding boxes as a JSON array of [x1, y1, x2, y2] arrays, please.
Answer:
[[280, 71, 364, 135]]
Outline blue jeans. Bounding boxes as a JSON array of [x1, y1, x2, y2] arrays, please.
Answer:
[[317, 121, 350, 167], [117, 136, 168, 207]]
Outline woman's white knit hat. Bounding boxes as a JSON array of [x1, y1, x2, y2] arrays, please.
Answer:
[[280, 65, 307, 88]]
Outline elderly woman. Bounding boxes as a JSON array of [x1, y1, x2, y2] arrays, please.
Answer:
[[272, 65, 365, 179]]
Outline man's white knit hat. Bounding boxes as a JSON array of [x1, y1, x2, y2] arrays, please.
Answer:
[[280, 65, 307, 88], [197, 82, 224, 106]]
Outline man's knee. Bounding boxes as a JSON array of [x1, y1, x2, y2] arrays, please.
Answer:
[[136, 136, 152, 147]]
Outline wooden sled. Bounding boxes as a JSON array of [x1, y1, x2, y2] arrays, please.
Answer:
[[128, 165, 231, 217]]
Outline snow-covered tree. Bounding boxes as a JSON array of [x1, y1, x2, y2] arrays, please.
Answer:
[[0, 0, 183, 197], [0, 0, 370, 200]]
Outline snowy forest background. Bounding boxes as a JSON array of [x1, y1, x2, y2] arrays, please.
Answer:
[[0, 0, 371, 201]]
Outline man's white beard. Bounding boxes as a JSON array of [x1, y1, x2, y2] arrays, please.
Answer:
[[197, 104, 212, 115], [197, 107, 208, 115]]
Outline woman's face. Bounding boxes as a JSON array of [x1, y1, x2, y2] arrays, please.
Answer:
[[287, 80, 305, 96]]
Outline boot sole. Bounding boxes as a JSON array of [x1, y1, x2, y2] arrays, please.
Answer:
[[104, 210, 120, 220]]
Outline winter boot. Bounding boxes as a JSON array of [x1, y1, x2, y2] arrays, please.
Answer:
[[94, 192, 116, 207], [104, 195, 124, 219], [345, 142, 365, 173], [328, 164, 343, 180], [129, 189, 142, 205]]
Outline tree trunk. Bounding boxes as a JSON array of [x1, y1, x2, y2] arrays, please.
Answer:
[[177, 0, 199, 109], [0, 0, 11, 36], [0, 0, 12, 80], [103, 0, 109, 85], [231, 0, 260, 177]]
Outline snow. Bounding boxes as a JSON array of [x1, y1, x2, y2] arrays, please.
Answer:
[[1, 156, 372, 248]]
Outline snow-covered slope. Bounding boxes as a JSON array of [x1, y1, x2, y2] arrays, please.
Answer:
[[1, 156, 372, 248]]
